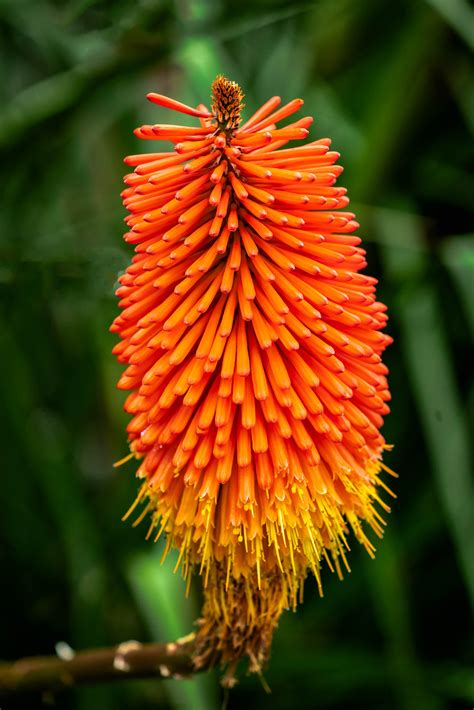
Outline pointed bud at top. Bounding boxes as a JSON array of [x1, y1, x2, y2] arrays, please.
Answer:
[[211, 75, 245, 132]]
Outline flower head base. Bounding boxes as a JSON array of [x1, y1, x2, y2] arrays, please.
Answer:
[[112, 76, 393, 677]]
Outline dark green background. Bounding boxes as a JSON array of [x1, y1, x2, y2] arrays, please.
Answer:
[[1, 0, 473, 708]]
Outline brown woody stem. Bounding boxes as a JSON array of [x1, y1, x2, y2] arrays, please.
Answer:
[[0, 636, 202, 695]]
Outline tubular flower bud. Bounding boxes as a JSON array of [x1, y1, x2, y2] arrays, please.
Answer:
[[111, 76, 393, 678]]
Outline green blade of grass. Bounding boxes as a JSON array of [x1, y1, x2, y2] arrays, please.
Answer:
[[0, 322, 114, 709], [439, 234, 474, 338], [364, 532, 443, 710], [375, 207, 474, 610], [127, 551, 218, 710], [424, 0, 474, 50]]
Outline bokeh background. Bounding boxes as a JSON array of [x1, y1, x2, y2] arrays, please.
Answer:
[[1, 0, 473, 708]]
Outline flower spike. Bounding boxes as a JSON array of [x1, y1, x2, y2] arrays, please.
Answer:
[[112, 75, 393, 681]]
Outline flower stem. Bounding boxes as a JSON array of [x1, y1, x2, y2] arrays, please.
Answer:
[[0, 636, 202, 696]]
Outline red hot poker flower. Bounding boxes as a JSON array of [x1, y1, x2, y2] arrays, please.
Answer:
[[111, 75, 393, 677]]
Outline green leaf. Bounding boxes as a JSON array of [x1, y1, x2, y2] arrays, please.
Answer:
[[375, 207, 474, 610], [127, 551, 218, 710], [424, 0, 474, 50], [439, 234, 474, 338]]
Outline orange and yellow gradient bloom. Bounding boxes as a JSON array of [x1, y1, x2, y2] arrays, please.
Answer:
[[111, 76, 393, 674]]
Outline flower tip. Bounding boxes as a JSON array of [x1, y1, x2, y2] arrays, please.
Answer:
[[147, 92, 213, 119], [197, 102, 212, 116]]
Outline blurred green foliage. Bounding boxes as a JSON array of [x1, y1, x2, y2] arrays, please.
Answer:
[[0, 0, 473, 708]]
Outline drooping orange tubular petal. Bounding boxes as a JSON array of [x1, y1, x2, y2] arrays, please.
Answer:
[[112, 75, 393, 674]]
